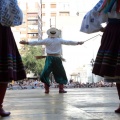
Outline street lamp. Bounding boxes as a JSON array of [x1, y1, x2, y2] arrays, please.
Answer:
[[90, 59, 94, 83], [90, 58, 94, 67], [50, 18, 52, 28], [40, 0, 42, 39], [77, 73, 81, 83]]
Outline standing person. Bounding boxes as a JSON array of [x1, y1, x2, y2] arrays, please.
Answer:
[[0, 25, 26, 117], [20, 27, 84, 94], [0, 0, 26, 117], [80, 0, 120, 113]]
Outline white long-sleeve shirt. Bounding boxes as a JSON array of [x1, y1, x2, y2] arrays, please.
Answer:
[[80, 0, 120, 34], [29, 38, 78, 55]]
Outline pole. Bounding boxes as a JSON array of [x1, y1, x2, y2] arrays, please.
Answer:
[[91, 59, 94, 83], [50, 18, 51, 28], [84, 34, 102, 43], [55, 16, 56, 28], [41, 0, 42, 39]]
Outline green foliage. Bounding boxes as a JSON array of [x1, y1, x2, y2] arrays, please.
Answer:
[[20, 45, 45, 76]]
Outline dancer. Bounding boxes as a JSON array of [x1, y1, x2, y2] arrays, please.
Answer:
[[20, 27, 84, 94], [0, 25, 26, 117], [80, 0, 120, 113], [0, 0, 26, 117]]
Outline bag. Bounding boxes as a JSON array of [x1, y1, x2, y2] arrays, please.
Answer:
[[0, 0, 23, 27]]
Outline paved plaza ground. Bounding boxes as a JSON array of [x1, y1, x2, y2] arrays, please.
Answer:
[[1, 87, 120, 120]]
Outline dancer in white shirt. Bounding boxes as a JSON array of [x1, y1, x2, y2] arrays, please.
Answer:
[[20, 27, 84, 94]]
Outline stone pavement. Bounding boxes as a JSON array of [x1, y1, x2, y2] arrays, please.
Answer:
[[1, 87, 120, 120]]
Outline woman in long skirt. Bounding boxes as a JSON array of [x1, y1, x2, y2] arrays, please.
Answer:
[[0, 24, 26, 117], [80, 0, 120, 113]]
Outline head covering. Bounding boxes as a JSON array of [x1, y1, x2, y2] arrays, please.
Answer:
[[47, 27, 60, 38]]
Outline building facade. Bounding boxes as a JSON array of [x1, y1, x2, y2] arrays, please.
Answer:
[[12, 0, 42, 46], [12, 0, 102, 83]]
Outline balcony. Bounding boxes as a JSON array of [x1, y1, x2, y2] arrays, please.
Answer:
[[28, 23, 38, 25], [27, 17, 38, 20], [28, 29, 38, 33], [20, 37, 27, 41], [28, 36, 38, 39], [27, 21, 38, 25]]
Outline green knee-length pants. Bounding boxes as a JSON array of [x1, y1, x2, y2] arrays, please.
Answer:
[[40, 56, 68, 86]]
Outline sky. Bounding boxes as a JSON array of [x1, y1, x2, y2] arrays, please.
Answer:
[[60, 0, 102, 79], [18, 0, 100, 12], [74, 0, 100, 12]]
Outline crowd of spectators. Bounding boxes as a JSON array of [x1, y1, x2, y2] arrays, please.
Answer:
[[8, 79, 44, 90], [64, 80, 116, 88], [7, 79, 116, 90]]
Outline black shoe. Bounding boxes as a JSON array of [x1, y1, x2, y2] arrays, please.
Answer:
[[45, 91, 49, 94], [0, 108, 11, 117], [59, 90, 67, 93], [115, 107, 120, 113]]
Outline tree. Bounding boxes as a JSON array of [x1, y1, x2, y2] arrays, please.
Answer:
[[20, 45, 45, 76]]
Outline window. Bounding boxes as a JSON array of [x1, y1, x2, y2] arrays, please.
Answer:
[[51, 13, 56, 17], [42, 13, 45, 16], [27, 13, 38, 19], [28, 21, 38, 25], [50, 4, 56, 8], [28, 33, 38, 38], [59, 12, 70, 16], [42, 4, 45, 8]]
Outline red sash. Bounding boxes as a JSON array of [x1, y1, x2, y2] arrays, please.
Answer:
[[116, 0, 120, 12]]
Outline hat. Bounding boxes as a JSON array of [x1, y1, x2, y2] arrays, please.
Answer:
[[47, 27, 60, 38]]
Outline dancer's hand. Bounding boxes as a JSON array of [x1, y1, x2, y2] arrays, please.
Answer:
[[78, 41, 84, 45], [100, 27, 105, 32], [19, 40, 29, 45]]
